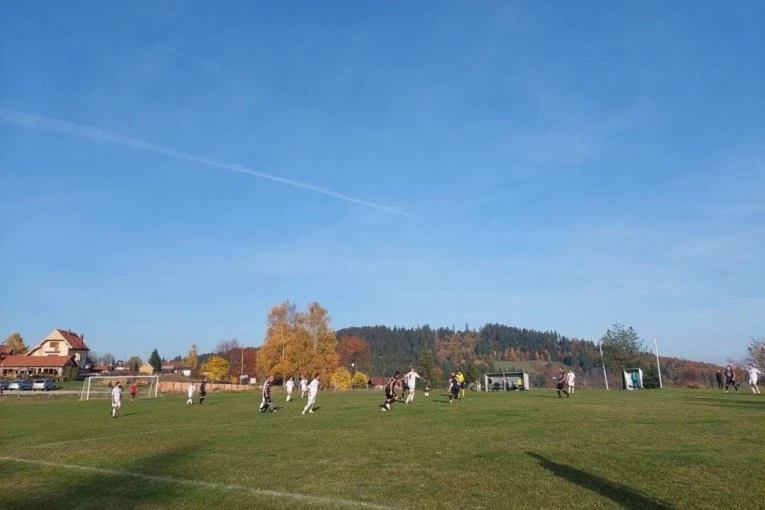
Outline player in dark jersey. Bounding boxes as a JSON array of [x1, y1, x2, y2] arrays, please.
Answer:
[[556, 368, 569, 398], [724, 366, 738, 392], [199, 378, 207, 404], [448, 372, 460, 403], [381, 371, 400, 412], [260, 375, 276, 412]]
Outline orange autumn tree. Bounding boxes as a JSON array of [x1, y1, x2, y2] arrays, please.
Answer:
[[257, 301, 339, 383], [336, 335, 372, 374]]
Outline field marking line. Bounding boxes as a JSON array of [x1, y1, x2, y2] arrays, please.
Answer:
[[0, 456, 398, 510]]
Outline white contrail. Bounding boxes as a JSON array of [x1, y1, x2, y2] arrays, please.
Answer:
[[0, 108, 417, 218], [581, 56, 624, 71]]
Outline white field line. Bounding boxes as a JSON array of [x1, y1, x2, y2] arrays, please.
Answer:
[[0, 456, 396, 510]]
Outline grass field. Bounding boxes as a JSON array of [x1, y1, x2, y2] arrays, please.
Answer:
[[1, 388, 762, 509]]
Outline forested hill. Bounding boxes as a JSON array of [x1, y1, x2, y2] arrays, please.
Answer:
[[337, 323, 600, 378]]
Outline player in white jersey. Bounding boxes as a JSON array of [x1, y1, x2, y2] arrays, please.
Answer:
[[566, 370, 576, 394], [285, 377, 295, 402], [747, 363, 761, 394], [302, 374, 320, 414], [111, 382, 122, 418], [300, 376, 308, 398], [404, 367, 425, 404], [186, 382, 195, 405]]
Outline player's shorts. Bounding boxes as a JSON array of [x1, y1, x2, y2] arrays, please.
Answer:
[[112, 399, 121, 408], [556, 382, 566, 390], [450, 387, 460, 396], [385, 390, 396, 400]]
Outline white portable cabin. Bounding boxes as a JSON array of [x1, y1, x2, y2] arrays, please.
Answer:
[[622, 368, 643, 390], [484, 372, 530, 391]]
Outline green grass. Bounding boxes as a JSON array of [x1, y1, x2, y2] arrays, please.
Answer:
[[0, 388, 762, 509]]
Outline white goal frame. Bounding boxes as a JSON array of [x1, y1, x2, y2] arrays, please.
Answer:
[[79, 375, 160, 401]]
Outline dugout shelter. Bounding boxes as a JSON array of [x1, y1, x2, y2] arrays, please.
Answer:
[[484, 372, 530, 391], [622, 368, 643, 390]]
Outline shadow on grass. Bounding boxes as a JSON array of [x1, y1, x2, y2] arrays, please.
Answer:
[[3, 447, 193, 509], [526, 452, 674, 510], [682, 396, 765, 410]]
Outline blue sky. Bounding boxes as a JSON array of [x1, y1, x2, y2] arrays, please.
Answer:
[[1, 1, 763, 364]]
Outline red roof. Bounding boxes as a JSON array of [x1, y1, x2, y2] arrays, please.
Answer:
[[56, 329, 89, 351], [0, 355, 76, 368]]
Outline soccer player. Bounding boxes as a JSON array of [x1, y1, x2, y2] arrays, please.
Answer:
[[300, 376, 308, 399], [556, 368, 569, 398], [199, 378, 207, 404], [302, 373, 320, 414], [724, 366, 737, 393], [130, 381, 138, 401], [747, 363, 761, 394], [285, 376, 295, 402], [456, 371, 466, 398], [186, 382, 194, 405], [448, 372, 460, 403], [424, 380, 431, 397], [567, 370, 576, 394], [716, 370, 724, 390], [381, 371, 400, 411], [260, 375, 275, 412], [404, 367, 425, 404], [111, 381, 122, 418]]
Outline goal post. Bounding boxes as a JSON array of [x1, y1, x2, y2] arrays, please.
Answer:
[[79, 375, 159, 401]]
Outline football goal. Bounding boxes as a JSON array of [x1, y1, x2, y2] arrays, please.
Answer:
[[79, 375, 159, 401]]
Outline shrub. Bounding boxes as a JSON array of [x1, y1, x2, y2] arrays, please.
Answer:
[[330, 367, 352, 390], [351, 371, 369, 389]]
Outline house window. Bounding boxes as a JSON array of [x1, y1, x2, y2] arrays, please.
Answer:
[[48, 341, 60, 352]]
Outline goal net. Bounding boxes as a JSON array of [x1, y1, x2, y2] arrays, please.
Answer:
[[79, 375, 159, 401]]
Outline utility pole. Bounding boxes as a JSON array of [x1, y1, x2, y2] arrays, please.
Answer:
[[599, 342, 609, 390], [654, 338, 663, 389]]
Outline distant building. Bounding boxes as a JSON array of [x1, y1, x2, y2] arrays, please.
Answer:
[[139, 362, 155, 375], [0, 345, 14, 362], [26, 329, 91, 369], [161, 361, 184, 374], [0, 354, 78, 378]]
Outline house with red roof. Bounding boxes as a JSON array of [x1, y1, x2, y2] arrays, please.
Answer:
[[0, 329, 93, 378], [26, 329, 91, 370], [0, 355, 78, 378]]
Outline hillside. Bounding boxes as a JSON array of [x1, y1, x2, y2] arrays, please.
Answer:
[[337, 323, 722, 389]]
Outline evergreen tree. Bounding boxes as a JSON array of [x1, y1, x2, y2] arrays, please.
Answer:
[[418, 345, 436, 382], [148, 349, 162, 373]]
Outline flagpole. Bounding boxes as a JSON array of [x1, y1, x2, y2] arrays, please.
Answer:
[[599, 342, 609, 390], [654, 337, 663, 389]]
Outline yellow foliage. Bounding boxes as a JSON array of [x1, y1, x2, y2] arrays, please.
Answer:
[[352, 371, 369, 389], [330, 367, 352, 390], [257, 301, 340, 383], [201, 355, 230, 382]]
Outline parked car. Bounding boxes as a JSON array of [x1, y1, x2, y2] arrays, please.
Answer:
[[0, 380, 10, 390], [32, 379, 57, 391], [8, 380, 33, 391]]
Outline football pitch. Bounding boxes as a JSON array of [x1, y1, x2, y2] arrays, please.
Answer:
[[0, 388, 761, 509]]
